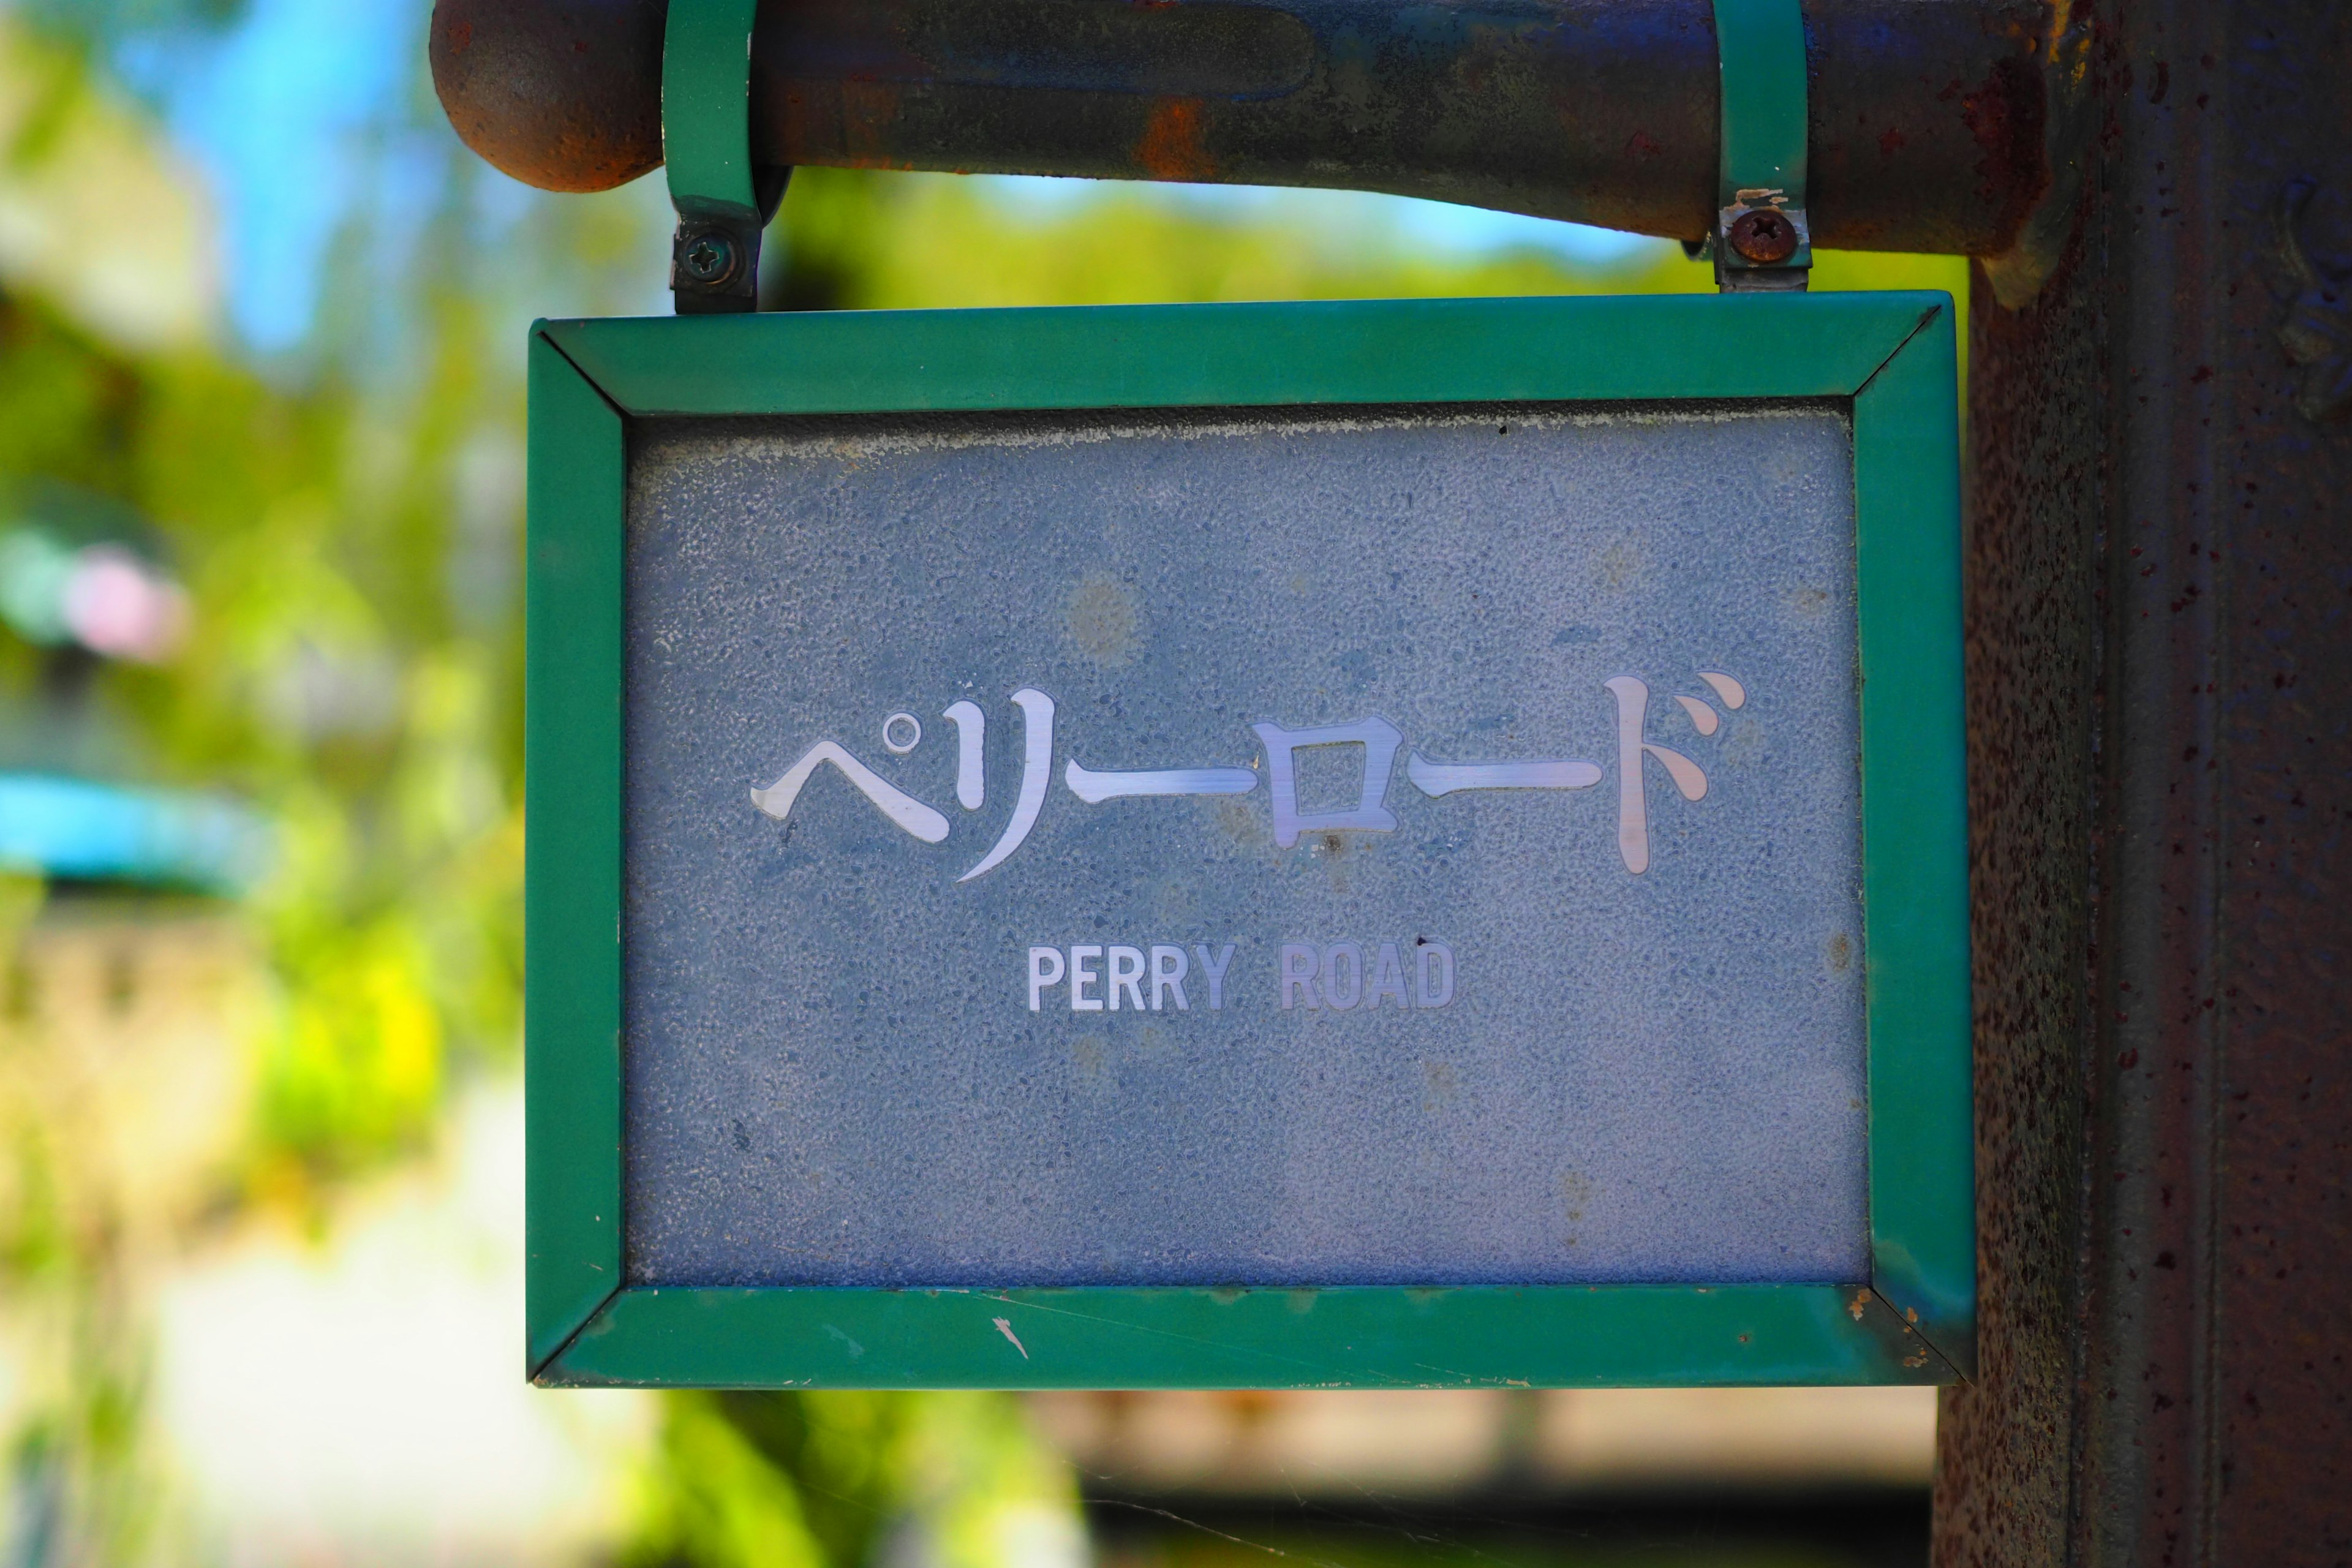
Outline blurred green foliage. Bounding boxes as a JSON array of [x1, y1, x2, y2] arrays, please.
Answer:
[[767, 165, 1966, 331], [632, 1392, 1086, 1568], [769, 167, 1705, 311], [0, 249, 522, 1210]]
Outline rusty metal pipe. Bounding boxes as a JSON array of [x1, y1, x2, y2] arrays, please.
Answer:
[[432, 0, 2054, 254]]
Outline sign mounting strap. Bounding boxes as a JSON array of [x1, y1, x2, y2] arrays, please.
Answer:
[[663, 0, 788, 314], [1709, 0, 1812, 292]]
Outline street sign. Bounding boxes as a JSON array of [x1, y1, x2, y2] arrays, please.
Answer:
[[526, 293, 1972, 1389]]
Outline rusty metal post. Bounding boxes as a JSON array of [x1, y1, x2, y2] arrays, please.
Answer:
[[431, 0, 2057, 257], [1939, 0, 2352, 1561]]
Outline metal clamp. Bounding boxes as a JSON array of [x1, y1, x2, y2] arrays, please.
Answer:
[[1708, 0, 1811, 292], [663, 0, 788, 314]]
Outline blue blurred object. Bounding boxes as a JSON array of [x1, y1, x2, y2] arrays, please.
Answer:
[[0, 773, 270, 893]]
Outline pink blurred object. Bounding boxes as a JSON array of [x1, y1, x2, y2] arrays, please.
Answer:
[[62, 546, 190, 663]]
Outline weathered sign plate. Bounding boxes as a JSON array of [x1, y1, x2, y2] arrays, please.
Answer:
[[527, 293, 1972, 1389]]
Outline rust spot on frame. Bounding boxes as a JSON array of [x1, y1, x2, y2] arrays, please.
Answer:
[[840, 80, 905, 165], [1136, 96, 1213, 181]]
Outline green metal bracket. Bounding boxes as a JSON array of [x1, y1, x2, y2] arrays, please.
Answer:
[[1709, 0, 1812, 291], [662, 0, 786, 314]]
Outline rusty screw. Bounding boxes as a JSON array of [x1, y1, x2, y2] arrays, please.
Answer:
[[679, 229, 739, 287], [1728, 207, 1799, 265]]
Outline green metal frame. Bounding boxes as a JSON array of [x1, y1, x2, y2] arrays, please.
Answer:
[[526, 292, 1972, 1389]]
